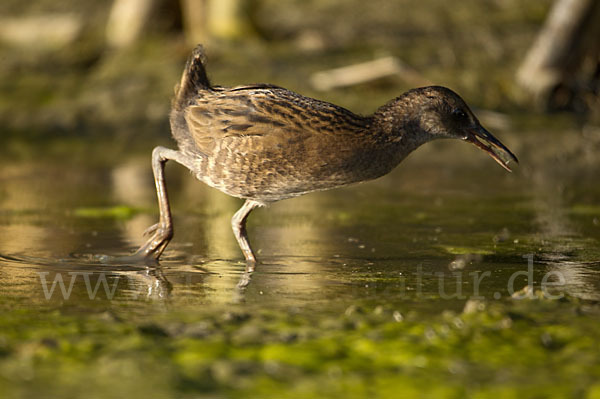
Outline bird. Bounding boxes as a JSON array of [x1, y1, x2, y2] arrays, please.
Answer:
[[133, 44, 518, 264]]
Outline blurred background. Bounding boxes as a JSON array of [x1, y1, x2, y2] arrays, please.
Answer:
[[1, 0, 598, 154]]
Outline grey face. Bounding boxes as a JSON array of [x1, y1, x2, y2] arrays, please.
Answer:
[[416, 87, 518, 171], [415, 87, 477, 138]]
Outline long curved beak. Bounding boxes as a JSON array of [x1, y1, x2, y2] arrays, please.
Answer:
[[465, 126, 518, 172]]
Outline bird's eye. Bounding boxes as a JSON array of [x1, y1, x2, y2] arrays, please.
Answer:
[[452, 108, 467, 120]]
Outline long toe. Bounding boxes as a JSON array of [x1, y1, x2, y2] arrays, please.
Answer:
[[133, 224, 173, 260], [142, 223, 159, 237]]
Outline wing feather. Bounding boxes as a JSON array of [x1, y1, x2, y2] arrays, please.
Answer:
[[183, 86, 368, 156]]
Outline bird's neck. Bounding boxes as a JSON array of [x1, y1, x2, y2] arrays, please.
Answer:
[[372, 100, 433, 153]]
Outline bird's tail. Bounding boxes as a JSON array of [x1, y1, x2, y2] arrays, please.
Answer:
[[173, 44, 211, 110]]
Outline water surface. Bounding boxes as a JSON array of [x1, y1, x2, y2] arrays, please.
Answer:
[[1, 129, 600, 397]]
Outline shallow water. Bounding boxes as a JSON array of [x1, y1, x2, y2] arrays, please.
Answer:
[[2, 131, 599, 306], [1, 129, 600, 397]]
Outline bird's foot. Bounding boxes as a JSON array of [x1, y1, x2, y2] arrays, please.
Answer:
[[132, 223, 173, 260], [142, 223, 159, 237]]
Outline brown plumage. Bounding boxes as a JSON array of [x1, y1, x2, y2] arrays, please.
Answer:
[[134, 45, 518, 263]]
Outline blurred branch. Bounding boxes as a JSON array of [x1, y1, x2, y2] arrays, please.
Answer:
[[181, 0, 250, 45], [106, 0, 157, 49], [517, 0, 600, 111], [180, 0, 208, 45], [0, 14, 82, 50], [309, 56, 431, 91]]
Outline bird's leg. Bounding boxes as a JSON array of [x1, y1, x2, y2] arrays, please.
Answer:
[[133, 146, 196, 260], [231, 200, 261, 264]]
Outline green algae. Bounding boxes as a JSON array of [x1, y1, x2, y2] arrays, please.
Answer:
[[1, 296, 599, 399]]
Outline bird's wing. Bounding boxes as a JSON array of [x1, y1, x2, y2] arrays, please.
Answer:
[[184, 86, 367, 155]]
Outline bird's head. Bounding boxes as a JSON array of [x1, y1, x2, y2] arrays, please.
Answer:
[[391, 86, 518, 171]]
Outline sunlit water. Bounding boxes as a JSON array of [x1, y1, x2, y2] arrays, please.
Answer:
[[2, 130, 599, 315]]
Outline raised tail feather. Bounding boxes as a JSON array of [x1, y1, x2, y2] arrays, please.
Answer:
[[173, 44, 211, 110]]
